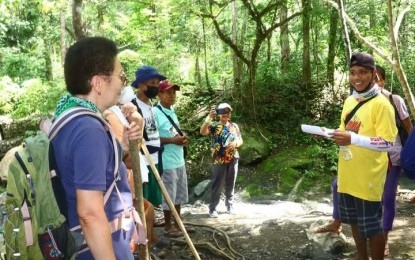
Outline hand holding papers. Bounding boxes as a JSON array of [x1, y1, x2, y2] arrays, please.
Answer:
[[301, 124, 334, 139]]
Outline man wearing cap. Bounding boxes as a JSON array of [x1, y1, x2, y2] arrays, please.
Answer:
[[154, 80, 189, 237], [130, 65, 166, 208], [330, 52, 397, 260], [200, 103, 243, 218]]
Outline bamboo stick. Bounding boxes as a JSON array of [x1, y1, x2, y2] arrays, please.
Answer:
[[141, 144, 201, 260]]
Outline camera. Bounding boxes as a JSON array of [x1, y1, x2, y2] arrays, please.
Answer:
[[216, 108, 227, 115]]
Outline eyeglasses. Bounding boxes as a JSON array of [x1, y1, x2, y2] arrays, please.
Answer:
[[112, 71, 128, 86]]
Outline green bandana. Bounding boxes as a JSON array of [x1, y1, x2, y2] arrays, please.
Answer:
[[54, 93, 102, 119]]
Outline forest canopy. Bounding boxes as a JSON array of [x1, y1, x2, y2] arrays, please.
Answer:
[[1, 0, 414, 137]]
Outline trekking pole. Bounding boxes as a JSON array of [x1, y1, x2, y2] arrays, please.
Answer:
[[141, 144, 201, 260], [129, 140, 149, 260]]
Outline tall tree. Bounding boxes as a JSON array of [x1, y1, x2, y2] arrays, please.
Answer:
[[60, 9, 66, 64], [326, 8, 338, 85], [324, 0, 415, 117], [203, 0, 304, 118], [386, 0, 415, 116], [280, 3, 290, 73], [302, 0, 311, 85], [232, 0, 241, 89], [72, 0, 86, 40], [337, 0, 351, 65], [202, 16, 211, 91]]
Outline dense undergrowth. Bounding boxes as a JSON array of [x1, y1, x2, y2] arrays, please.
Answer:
[[0, 71, 344, 197]]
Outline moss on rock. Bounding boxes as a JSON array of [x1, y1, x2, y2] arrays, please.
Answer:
[[238, 125, 271, 165], [239, 144, 334, 199]]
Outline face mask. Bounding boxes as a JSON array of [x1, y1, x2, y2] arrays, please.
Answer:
[[119, 86, 135, 104], [143, 86, 158, 99]]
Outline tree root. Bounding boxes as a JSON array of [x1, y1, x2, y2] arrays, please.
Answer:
[[171, 238, 236, 260], [171, 221, 245, 260]]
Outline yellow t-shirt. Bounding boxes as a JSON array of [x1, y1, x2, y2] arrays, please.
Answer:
[[337, 95, 397, 201]]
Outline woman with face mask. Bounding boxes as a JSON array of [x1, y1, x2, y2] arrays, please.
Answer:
[[130, 66, 166, 209]]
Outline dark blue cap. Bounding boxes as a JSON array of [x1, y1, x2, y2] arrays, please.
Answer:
[[131, 66, 166, 88]]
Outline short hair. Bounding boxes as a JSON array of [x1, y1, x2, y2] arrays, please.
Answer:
[[376, 65, 386, 81], [64, 37, 118, 95]]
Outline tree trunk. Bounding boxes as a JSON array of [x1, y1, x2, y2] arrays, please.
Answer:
[[97, 4, 104, 36], [324, 0, 415, 117], [337, 0, 351, 65], [234, 12, 248, 101], [302, 0, 311, 86], [202, 17, 211, 91], [280, 3, 290, 73], [72, 0, 85, 40], [387, 0, 415, 117], [326, 8, 338, 85], [206, 0, 304, 120], [60, 10, 66, 65], [44, 44, 53, 81], [232, 0, 241, 90], [194, 50, 202, 87]]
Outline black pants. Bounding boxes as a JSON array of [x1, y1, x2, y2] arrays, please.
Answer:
[[209, 159, 239, 212]]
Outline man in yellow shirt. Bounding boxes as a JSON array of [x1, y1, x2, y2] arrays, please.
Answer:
[[330, 52, 397, 260]]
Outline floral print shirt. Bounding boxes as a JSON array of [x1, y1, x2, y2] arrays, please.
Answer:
[[209, 121, 241, 164]]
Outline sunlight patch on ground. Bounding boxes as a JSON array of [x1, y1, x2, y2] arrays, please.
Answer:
[[182, 199, 334, 227]]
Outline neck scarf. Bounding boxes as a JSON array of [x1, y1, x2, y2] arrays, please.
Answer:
[[352, 84, 379, 102], [54, 93, 102, 118]]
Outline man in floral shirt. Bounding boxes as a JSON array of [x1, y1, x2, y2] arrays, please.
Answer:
[[200, 103, 243, 218]]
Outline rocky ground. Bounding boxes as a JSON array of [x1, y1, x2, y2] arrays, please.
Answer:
[[152, 177, 415, 260], [1, 175, 415, 260]]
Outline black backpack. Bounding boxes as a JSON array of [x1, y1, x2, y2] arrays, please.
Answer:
[[389, 94, 409, 146]]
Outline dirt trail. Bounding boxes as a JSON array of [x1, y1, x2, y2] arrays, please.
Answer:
[[153, 177, 415, 259]]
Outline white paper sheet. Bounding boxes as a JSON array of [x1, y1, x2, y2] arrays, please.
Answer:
[[301, 124, 334, 138]]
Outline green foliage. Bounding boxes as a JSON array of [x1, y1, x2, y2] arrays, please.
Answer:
[[0, 76, 23, 114], [0, 50, 49, 83], [0, 77, 66, 119], [1, 0, 415, 198], [253, 65, 326, 144], [0, 0, 60, 83]]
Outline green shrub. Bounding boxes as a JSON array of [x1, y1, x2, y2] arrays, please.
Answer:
[[0, 78, 66, 119]]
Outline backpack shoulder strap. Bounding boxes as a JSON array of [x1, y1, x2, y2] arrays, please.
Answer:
[[49, 107, 120, 182], [389, 94, 403, 122], [131, 98, 149, 141], [49, 108, 104, 139], [344, 95, 377, 126], [156, 105, 184, 136]]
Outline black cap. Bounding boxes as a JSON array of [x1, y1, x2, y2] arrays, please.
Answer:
[[350, 52, 375, 70]]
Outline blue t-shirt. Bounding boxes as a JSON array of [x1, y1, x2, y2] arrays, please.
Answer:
[[153, 104, 185, 169], [402, 130, 415, 178], [52, 115, 134, 259]]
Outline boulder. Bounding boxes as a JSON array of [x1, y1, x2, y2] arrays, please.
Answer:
[[0, 138, 23, 164], [193, 179, 211, 197], [238, 124, 271, 165], [307, 220, 349, 254]]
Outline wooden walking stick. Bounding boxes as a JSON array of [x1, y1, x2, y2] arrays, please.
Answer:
[[111, 106, 149, 260], [141, 144, 201, 260], [129, 140, 149, 260]]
